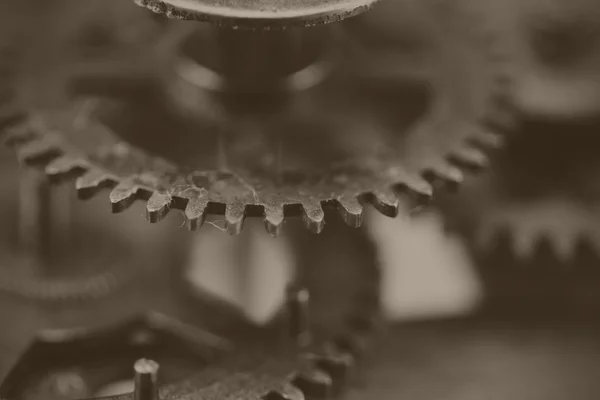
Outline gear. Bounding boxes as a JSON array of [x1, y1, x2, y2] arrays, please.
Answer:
[[0, 218, 380, 400], [0, 225, 140, 302], [440, 116, 600, 261], [134, 0, 380, 27], [1, 0, 513, 236]]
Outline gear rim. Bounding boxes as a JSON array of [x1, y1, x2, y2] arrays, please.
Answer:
[[1, 0, 514, 236]]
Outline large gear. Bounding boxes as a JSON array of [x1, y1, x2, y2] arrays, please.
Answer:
[[1, 0, 513, 236]]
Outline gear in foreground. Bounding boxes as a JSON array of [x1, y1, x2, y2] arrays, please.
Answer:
[[2, 0, 513, 235]]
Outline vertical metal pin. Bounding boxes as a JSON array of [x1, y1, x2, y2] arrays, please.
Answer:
[[134, 359, 159, 400], [18, 169, 52, 268], [286, 285, 311, 348]]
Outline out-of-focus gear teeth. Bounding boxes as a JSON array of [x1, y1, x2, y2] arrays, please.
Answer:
[[2, 124, 35, 147], [0, 105, 25, 132], [469, 130, 504, 150], [182, 192, 209, 231], [549, 229, 578, 262], [396, 182, 433, 212], [427, 163, 465, 189], [370, 188, 400, 218], [333, 333, 367, 359], [76, 169, 113, 200], [335, 195, 363, 228], [44, 154, 88, 181], [301, 201, 325, 234], [109, 180, 140, 213], [291, 366, 332, 399], [15, 137, 60, 165], [512, 224, 537, 261], [449, 146, 489, 171], [264, 204, 285, 237], [311, 351, 354, 395], [225, 203, 246, 236], [263, 385, 305, 400], [145, 191, 173, 223]]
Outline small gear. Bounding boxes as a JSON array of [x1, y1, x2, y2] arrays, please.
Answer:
[[440, 117, 600, 261], [1, 0, 513, 236], [0, 218, 381, 400]]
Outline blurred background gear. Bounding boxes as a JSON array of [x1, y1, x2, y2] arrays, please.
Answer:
[[1, 0, 511, 235], [442, 117, 600, 262], [484, 0, 600, 119]]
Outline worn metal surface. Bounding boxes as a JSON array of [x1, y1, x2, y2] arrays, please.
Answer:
[[134, 0, 380, 28], [1, 0, 513, 236]]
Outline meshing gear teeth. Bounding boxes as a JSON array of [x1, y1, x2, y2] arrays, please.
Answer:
[[1, 0, 513, 236]]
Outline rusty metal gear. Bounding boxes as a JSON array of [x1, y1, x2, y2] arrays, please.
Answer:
[[440, 116, 600, 261], [1, 0, 513, 236], [0, 218, 380, 400]]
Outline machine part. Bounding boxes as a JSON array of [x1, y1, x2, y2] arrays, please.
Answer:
[[1, 0, 513, 236], [134, 0, 380, 28], [440, 117, 600, 261], [0, 216, 380, 400], [0, 166, 140, 301], [500, 0, 600, 119]]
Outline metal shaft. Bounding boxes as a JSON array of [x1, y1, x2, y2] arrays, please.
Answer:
[[134, 359, 160, 400], [17, 170, 72, 273], [181, 25, 330, 91], [286, 284, 312, 348]]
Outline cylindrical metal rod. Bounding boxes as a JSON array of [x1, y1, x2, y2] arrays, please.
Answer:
[[134, 359, 160, 400], [18, 169, 52, 267], [17, 170, 72, 273], [286, 284, 312, 348], [181, 25, 330, 88]]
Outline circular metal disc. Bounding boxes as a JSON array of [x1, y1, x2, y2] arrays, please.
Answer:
[[135, 0, 380, 27]]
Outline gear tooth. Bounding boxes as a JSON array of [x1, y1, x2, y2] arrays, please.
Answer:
[[313, 350, 354, 395], [0, 101, 24, 133], [184, 194, 209, 231], [225, 203, 246, 236], [44, 155, 86, 179], [110, 181, 139, 213], [146, 192, 172, 223], [371, 188, 399, 218], [15, 137, 58, 164], [301, 201, 325, 234], [550, 230, 576, 262], [292, 367, 332, 399], [450, 147, 489, 170], [513, 226, 536, 260], [431, 164, 464, 187], [2, 123, 33, 146], [472, 130, 504, 149], [333, 334, 367, 357], [264, 204, 285, 237], [336, 195, 363, 228], [76, 169, 111, 200], [265, 384, 305, 400]]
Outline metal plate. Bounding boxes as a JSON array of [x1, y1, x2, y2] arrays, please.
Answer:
[[134, 0, 380, 28]]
